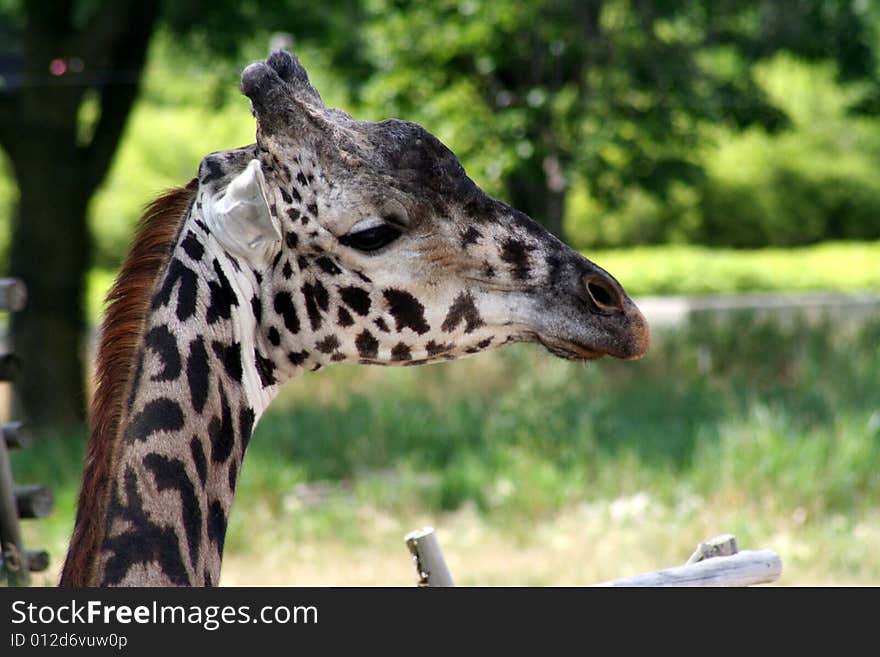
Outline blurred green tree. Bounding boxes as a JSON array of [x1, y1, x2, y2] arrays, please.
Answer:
[[0, 0, 364, 430], [356, 0, 877, 240]]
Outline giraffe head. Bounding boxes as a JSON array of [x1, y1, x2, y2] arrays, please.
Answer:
[[202, 51, 649, 378]]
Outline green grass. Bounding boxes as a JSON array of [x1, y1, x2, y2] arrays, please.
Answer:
[[10, 309, 880, 585]]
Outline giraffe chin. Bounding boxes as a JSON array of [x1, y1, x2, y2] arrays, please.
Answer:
[[536, 336, 607, 362]]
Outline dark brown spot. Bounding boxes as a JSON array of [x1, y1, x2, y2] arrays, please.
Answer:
[[340, 286, 371, 316], [338, 307, 354, 327], [316, 256, 342, 275], [441, 292, 484, 334], [255, 349, 276, 386], [211, 340, 243, 383], [391, 342, 411, 361], [500, 238, 531, 280], [181, 231, 204, 261], [355, 330, 379, 359], [273, 291, 300, 334], [288, 350, 309, 366], [316, 335, 340, 354], [302, 281, 330, 330], [426, 340, 454, 357], [383, 289, 430, 335], [461, 226, 482, 247]]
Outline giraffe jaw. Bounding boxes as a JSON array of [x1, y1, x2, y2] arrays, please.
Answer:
[[529, 298, 651, 363], [535, 335, 607, 361]]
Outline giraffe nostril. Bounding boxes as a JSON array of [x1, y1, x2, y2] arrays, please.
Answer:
[[585, 275, 623, 312]]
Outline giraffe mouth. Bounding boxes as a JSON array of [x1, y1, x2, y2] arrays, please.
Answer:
[[535, 335, 607, 361]]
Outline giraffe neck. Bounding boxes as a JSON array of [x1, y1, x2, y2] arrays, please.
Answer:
[[62, 176, 299, 586], [96, 238, 268, 585]]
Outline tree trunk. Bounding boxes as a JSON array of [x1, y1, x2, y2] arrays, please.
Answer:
[[507, 156, 568, 241], [7, 136, 92, 429], [0, 0, 159, 432]]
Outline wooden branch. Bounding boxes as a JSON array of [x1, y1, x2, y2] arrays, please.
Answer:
[[14, 484, 54, 519], [2, 422, 29, 450], [0, 278, 28, 312], [81, 0, 160, 191], [594, 549, 782, 587], [402, 528, 780, 587], [686, 533, 738, 564], [405, 527, 454, 587], [25, 549, 49, 573]]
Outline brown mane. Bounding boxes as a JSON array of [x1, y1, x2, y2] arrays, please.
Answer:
[[59, 181, 197, 586]]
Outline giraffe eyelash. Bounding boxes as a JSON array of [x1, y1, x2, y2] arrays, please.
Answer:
[[339, 224, 402, 252]]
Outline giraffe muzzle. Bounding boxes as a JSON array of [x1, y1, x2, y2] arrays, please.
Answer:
[[531, 263, 650, 362], [579, 269, 650, 360]]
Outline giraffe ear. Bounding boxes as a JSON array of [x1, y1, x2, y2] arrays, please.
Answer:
[[205, 159, 281, 262]]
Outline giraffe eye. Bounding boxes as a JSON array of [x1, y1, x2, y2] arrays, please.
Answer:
[[339, 224, 402, 252]]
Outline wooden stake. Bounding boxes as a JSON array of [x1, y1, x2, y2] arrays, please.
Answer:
[[2, 422, 29, 450], [24, 549, 49, 573], [15, 484, 54, 519], [405, 527, 454, 587]]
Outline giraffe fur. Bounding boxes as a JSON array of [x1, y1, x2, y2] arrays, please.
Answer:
[[60, 51, 649, 586]]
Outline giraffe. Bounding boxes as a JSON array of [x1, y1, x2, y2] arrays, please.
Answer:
[[59, 50, 649, 586]]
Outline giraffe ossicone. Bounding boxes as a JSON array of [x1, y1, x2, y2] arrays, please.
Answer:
[[60, 50, 649, 587]]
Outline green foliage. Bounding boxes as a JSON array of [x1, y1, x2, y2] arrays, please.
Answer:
[[4, 2, 880, 268], [357, 0, 879, 239], [696, 56, 880, 247], [158, 0, 368, 83], [0, 149, 13, 264], [567, 55, 880, 248]]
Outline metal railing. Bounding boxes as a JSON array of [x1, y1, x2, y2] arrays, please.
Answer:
[[0, 278, 53, 586]]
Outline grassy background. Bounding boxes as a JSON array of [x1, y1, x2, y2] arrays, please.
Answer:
[[12, 308, 880, 585]]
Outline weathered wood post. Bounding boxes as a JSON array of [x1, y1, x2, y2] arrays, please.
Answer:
[[0, 278, 53, 586], [405, 527, 454, 587]]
